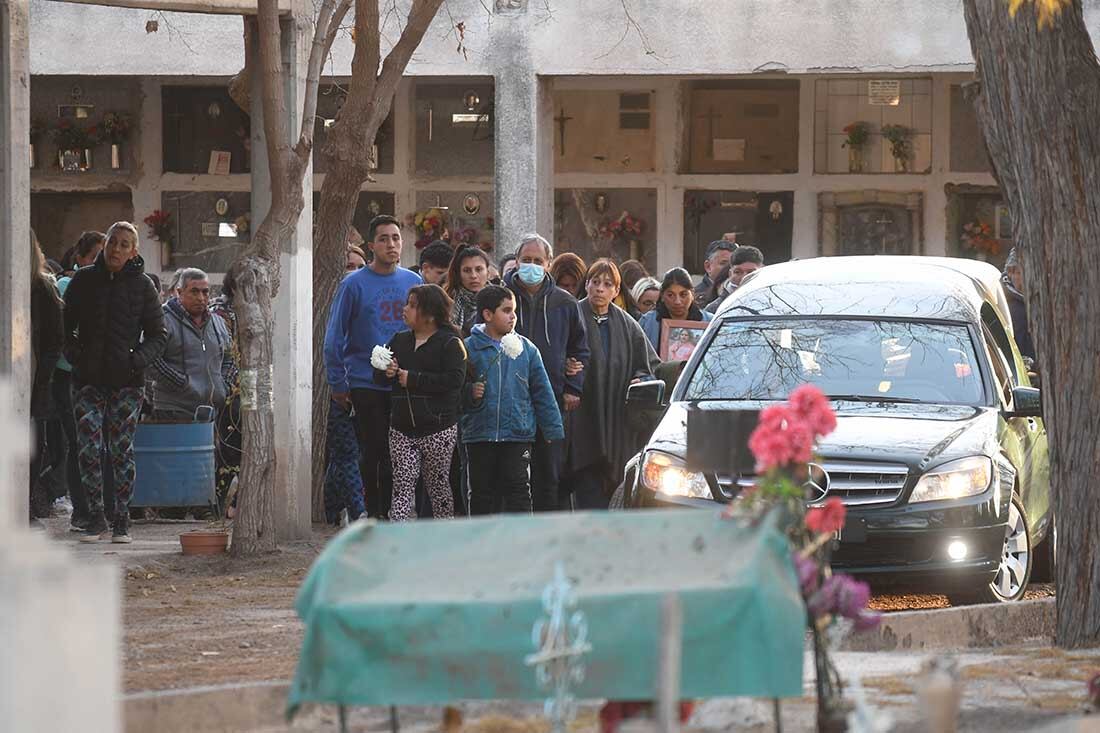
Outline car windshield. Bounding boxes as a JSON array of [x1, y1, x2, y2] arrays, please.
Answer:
[[684, 318, 986, 405]]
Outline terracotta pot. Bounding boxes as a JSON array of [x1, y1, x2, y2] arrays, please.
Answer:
[[180, 529, 229, 555]]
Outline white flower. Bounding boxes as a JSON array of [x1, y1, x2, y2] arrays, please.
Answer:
[[370, 345, 394, 371], [500, 332, 524, 360]]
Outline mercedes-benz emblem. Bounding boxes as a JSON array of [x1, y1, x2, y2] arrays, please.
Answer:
[[804, 462, 830, 503]]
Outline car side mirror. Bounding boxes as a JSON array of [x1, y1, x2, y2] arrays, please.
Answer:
[[626, 379, 666, 434], [1007, 386, 1042, 418]]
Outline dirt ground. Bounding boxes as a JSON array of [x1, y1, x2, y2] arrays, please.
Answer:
[[44, 516, 1058, 695]]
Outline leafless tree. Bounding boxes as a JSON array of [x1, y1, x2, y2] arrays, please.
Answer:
[[228, 0, 337, 554]]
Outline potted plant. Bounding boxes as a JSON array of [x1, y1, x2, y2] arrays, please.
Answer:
[[99, 112, 133, 170], [51, 119, 95, 172], [179, 477, 236, 555], [881, 124, 914, 172], [841, 122, 871, 173]]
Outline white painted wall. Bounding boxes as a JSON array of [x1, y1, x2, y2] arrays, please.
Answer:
[[30, 0, 1100, 78]]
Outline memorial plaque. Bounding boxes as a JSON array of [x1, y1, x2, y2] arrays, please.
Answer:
[[868, 80, 901, 106]]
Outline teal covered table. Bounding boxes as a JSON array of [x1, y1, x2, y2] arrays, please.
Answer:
[[288, 508, 803, 716]]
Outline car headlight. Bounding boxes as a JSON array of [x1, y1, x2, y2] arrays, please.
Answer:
[[641, 451, 711, 499], [910, 456, 993, 503]]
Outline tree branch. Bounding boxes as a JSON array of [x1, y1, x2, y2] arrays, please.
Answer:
[[376, 0, 445, 98], [322, 0, 353, 63], [296, 0, 340, 159]]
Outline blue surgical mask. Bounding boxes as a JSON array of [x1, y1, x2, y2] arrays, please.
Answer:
[[517, 263, 545, 286]]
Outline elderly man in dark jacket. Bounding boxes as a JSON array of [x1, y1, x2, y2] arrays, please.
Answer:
[[504, 234, 590, 512], [63, 221, 166, 543], [151, 268, 232, 421]]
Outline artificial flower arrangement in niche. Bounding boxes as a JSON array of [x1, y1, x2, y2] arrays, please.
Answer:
[[880, 124, 915, 172], [841, 122, 871, 172], [725, 385, 882, 731], [144, 209, 174, 247], [961, 220, 1001, 256], [407, 208, 494, 252], [597, 210, 644, 241]]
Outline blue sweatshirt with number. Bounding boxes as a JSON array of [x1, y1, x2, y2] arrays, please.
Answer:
[[324, 266, 422, 393]]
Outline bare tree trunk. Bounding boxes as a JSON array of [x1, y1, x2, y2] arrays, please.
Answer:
[[962, 0, 1100, 648], [231, 0, 330, 554], [310, 0, 445, 520]]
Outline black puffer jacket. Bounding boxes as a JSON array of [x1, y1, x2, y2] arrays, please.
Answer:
[[375, 327, 467, 438], [63, 253, 167, 389]]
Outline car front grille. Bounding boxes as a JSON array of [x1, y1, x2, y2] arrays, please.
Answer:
[[717, 460, 909, 508]]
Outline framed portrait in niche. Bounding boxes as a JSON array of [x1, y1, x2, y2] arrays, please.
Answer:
[[659, 320, 708, 362]]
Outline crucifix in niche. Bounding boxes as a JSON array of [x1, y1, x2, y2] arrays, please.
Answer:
[[554, 107, 573, 157], [697, 106, 722, 159], [875, 212, 895, 252]]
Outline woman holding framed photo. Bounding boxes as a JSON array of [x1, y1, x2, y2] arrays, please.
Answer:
[[638, 267, 714, 359]]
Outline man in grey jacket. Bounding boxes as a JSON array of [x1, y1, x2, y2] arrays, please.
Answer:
[[151, 268, 232, 421]]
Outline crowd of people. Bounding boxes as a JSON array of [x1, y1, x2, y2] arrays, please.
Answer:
[[27, 207, 1036, 536], [322, 214, 768, 522], [28, 224, 241, 542]]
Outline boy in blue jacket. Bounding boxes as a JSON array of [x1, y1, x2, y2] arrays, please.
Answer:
[[462, 285, 563, 515]]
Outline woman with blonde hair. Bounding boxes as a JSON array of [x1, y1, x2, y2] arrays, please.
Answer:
[[63, 221, 166, 543]]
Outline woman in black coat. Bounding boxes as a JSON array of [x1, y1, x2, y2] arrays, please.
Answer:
[[63, 222, 166, 542], [563, 259, 660, 509], [376, 284, 467, 521]]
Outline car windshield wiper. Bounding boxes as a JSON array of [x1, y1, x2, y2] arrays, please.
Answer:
[[826, 394, 924, 404]]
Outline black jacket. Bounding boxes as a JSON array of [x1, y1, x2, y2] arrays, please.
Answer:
[[31, 278, 64, 418], [63, 253, 167, 389], [376, 327, 467, 438], [1002, 276, 1035, 362], [504, 271, 590, 403]]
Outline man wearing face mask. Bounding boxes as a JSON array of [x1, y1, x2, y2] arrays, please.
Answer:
[[503, 234, 590, 512]]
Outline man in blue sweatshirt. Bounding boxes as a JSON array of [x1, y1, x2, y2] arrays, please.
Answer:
[[324, 214, 422, 519]]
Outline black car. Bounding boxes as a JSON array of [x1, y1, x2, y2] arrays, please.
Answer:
[[623, 256, 1052, 604]]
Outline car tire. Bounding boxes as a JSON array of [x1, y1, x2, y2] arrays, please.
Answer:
[[948, 495, 1032, 605], [608, 485, 625, 510], [1030, 516, 1056, 585]]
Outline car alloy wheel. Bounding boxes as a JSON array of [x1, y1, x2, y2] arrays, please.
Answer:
[[991, 498, 1031, 601]]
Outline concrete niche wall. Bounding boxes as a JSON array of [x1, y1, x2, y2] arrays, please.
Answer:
[[161, 190, 251, 272], [553, 188, 658, 273], [414, 80, 494, 177], [30, 75, 142, 177]]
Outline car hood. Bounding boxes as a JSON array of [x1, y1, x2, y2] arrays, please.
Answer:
[[649, 400, 1000, 473]]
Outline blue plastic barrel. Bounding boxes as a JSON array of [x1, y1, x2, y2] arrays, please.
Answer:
[[131, 421, 217, 507]]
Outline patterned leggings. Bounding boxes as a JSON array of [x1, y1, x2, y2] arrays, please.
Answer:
[[73, 385, 144, 517], [389, 425, 458, 521]]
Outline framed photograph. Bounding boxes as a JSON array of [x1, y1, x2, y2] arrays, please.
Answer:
[[659, 319, 708, 362]]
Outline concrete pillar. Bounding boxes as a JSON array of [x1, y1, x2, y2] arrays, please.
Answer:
[[0, 0, 31, 527], [491, 8, 553, 257], [249, 13, 313, 541]]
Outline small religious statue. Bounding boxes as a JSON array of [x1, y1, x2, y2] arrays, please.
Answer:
[[594, 193, 608, 214]]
